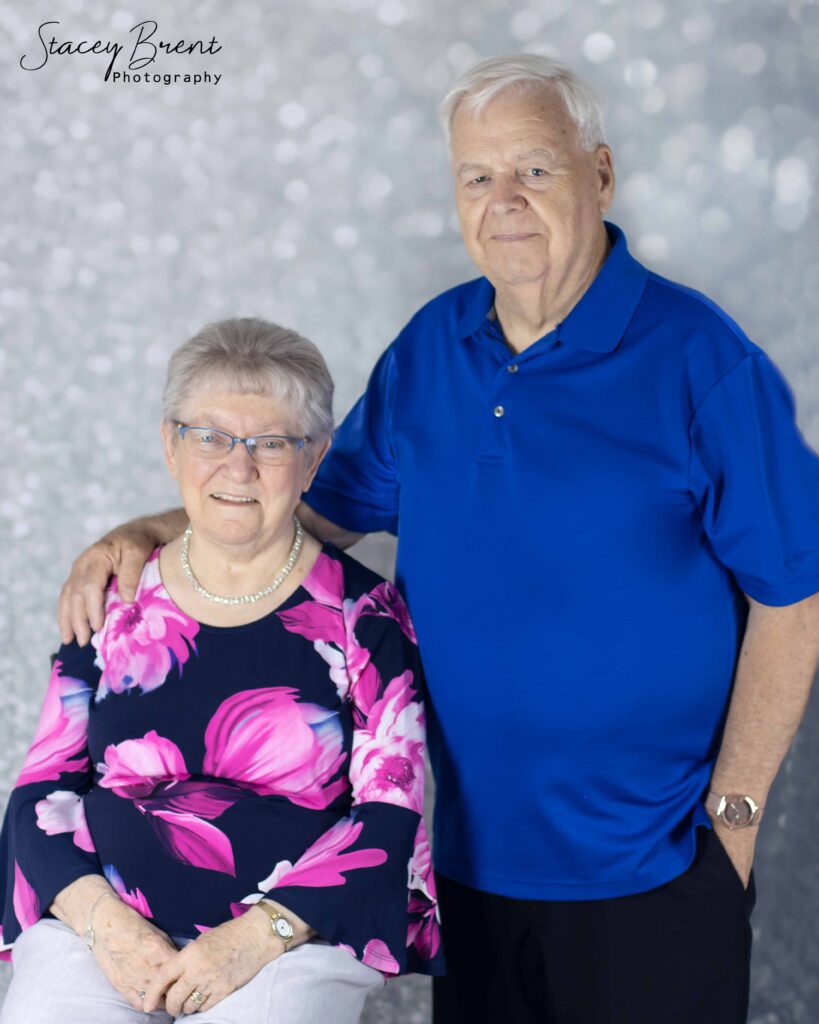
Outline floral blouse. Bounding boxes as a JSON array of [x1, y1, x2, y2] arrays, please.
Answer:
[[0, 544, 442, 976]]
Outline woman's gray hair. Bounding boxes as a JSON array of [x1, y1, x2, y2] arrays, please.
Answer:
[[440, 54, 605, 151], [163, 317, 334, 443]]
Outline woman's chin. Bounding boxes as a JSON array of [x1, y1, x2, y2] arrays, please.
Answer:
[[194, 510, 266, 549]]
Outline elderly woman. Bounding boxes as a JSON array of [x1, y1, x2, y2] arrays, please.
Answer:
[[0, 318, 442, 1023]]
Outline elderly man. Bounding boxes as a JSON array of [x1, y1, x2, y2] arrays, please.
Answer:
[[59, 56, 819, 1023]]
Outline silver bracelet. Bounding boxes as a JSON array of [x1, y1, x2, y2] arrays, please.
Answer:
[[83, 891, 119, 949]]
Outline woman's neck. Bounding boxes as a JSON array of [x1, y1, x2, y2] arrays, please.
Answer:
[[158, 526, 322, 627]]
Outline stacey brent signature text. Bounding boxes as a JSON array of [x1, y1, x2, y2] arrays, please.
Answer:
[[20, 20, 221, 81]]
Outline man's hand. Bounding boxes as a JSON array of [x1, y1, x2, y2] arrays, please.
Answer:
[[708, 820, 757, 889], [143, 909, 279, 1017], [57, 509, 188, 646]]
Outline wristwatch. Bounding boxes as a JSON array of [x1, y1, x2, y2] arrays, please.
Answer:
[[705, 791, 761, 830], [255, 901, 295, 952]]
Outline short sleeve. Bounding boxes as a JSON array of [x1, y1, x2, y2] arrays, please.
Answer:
[[306, 345, 400, 535], [688, 352, 819, 605]]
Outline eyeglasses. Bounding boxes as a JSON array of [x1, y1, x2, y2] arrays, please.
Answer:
[[175, 422, 309, 466]]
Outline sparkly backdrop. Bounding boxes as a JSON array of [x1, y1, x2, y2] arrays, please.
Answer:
[[1, 0, 818, 1020]]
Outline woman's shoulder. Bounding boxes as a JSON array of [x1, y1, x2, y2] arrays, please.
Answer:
[[103, 547, 164, 607], [312, 542, 399, 604]]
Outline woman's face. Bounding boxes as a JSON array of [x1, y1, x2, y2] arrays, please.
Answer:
[[161, 386, 329, 555]]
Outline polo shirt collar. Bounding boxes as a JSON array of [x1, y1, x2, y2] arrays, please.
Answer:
[[456, 222, 648, 354]]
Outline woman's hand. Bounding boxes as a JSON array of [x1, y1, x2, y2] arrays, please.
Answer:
[[57, 508, 188, 645], [90, 897, 179, 1010], [143, 902, 314, 1017]]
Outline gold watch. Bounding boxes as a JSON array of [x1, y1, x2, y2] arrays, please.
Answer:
[[255, 901, 295, 952]]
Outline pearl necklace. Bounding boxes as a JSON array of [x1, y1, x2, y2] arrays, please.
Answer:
[[180, 516, 303, 605]]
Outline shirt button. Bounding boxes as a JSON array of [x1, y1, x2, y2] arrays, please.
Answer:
[[493, 405, 505, 418], [507, 364, 519, 374]]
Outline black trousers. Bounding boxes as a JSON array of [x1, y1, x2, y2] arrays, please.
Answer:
[[432, 828, 755, 1024]]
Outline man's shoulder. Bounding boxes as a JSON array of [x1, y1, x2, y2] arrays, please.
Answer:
[[641, 270, 762, 361], [393, 276, 488, 351]]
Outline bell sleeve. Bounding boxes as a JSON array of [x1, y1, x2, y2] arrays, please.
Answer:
[[688, 351, 819, 605], [239, 580, 444, 976], [0, 642, 105, 958]]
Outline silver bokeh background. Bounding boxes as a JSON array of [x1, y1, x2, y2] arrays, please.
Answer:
[[1, 0, 818, 1020]]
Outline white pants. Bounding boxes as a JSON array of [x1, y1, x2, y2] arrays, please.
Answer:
[[0, 919, 384, 1024]]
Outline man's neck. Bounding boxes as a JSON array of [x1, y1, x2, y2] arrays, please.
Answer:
[[492, 230, 611, 354]]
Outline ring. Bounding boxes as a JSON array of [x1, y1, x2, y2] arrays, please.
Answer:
[[137, 990, 146, 1000], [187, 989, 207, 1006]]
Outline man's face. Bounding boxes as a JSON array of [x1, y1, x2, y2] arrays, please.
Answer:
[[450, 86, 615, 295]]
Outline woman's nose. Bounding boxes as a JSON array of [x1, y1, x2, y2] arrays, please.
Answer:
[[223, 441, 259, 479]]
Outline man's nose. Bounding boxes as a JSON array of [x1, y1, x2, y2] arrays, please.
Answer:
[[488, 176, 527, 213]]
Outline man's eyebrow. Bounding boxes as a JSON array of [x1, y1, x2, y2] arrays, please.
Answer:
[[514, 148, 559, 163], [455, 148, 561, 176], [455, 161, 490, 176]]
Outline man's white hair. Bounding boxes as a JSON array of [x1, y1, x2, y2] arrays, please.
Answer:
[[440, 53, 605, 151]]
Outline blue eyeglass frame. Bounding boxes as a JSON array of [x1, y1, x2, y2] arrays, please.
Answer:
[[175, 422, 309, 458]]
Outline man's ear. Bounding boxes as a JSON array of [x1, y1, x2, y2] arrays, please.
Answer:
[[595, 144, 615, 214], [161, 422, 179, 480]]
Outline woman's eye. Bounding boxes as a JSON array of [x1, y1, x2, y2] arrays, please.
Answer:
[[527, 167, 547, 177], [260, 438, 286, 450]]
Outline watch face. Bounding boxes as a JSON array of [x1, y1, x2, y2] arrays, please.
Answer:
[[723, 797, 753, 828], [274, 918, 294, 940]]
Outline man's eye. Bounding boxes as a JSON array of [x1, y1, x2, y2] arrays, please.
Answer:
[[527, 167, 547, 177], [468, 175, 490, 186]]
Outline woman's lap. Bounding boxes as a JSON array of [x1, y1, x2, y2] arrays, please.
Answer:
[[0, 920, 383, 1024]]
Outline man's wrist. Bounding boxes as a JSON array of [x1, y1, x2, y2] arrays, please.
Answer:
[[705, 789, 763, 830], [102, 508, 188, 548]]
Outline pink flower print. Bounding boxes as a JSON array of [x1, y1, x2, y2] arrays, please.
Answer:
[[35, 790, 95, 853], [302, 551, 345, 607], [350, 672, 425, 814], [256, 817, 387, 890], [135, 779, 246, 820], [407, 890, 441, 960], [357, 582, 417, 645], [98, 731, 189, 798], [277, 601, 346, 649], [203, 688, 347, 810], [16, 663, 92, 787], [407, 819, 434, 899], [13, 862, 40, 931], [277, 598, 352, 702], [132, 780, 242, 876], [145, 809, 236, 876], [362, 938, 399, 975], [406, 819, 441, 959], [92, 576, 198, 700], [104, 865, 153, 917]]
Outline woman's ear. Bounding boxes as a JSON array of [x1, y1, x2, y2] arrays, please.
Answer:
[[161, 422, 179, 480], [302, 437, 332, 493]]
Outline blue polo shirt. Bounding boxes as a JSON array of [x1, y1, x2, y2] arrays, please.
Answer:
[[306, 223, 819, 900]]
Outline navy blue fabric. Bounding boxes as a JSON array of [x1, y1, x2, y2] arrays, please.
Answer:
[[0, 545, 443, 975], [306, 223, 819, 900]]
